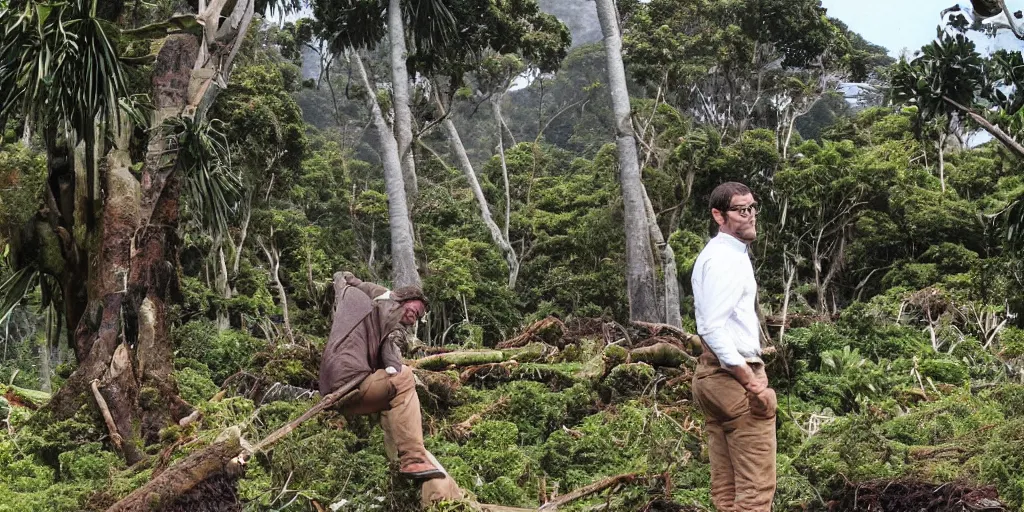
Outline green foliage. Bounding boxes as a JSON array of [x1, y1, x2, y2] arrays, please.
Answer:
[[917, 358, 969, 385], [166, 116, 240, 237], [0, 143, 46, 242], [174, 366, 218, 405], [0, 0, 133, 151], [172, 321, 264, 383]]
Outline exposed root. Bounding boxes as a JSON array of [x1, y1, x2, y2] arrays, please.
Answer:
[[498, 317, 567, 349], [832, 479, 1006, 511]]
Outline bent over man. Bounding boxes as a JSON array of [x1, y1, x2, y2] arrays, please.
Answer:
[[319, 271, 462, 504], [691, 182, 777, 511]]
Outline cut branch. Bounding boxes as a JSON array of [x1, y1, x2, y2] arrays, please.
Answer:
[[105, 433, 243, 512], [244, 378, 361, 458], [538, 473, 640, 510]]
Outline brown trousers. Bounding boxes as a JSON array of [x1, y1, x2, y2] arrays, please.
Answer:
[[339, 366, 463, 504], [692, 347, 777, 512]]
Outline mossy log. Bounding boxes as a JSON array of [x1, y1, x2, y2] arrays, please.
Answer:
[[105, 432, 243, 512], [1, 384, 50, 409], [627, 343, 696, 368], [459, 362, 583, 389], [106, 380, 362, 511], [412, 350, 508, 371]]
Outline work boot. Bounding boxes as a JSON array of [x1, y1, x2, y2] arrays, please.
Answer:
[[399, 461, 445, 480]]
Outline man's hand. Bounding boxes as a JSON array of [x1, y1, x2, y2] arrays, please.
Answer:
[[726, 363, 768, 394], [748, 388, 777, 419]]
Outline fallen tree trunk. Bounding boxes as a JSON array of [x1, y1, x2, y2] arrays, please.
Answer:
[[628, 343, 696, 368], [105, 379, 361, 511], [105, 432, 244, 512], [412, 350, 507, 371]]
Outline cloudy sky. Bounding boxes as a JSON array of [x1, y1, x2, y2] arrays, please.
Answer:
[[821, 0, 1023, 57]]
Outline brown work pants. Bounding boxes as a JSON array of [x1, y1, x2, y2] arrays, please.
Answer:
[[692, 350, 777, 512], [339, 366, 462, 504]]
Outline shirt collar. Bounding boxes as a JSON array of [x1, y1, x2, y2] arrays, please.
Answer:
[[715, 231, 748, 254]]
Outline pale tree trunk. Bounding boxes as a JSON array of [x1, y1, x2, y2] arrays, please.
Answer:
[[232, 190, 253, 277], [215, 245, 230, 331], [641, 187, 681, 328], [258, 232, 294, 345], [943, 95, 1024, 159], [20, 120, 31, 146], [351, 51, 421, 288], [782, 111, 797, 160], [813, 226, 826, 314], [595, 0, 660, 322], [491, 98, 513, 244], [389, 0, 418, 201], [937, 131, 947, 194], [778, 250, 797, 345], [437, 92, 520, 288]]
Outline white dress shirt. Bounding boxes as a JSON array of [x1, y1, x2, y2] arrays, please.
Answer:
[[691, 232, 761, 367]]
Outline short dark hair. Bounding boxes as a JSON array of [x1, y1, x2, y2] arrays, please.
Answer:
[[709, 182, 752, 214]]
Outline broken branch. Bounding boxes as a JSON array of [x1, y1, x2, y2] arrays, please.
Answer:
[[90, 379, 123, 451], [538, 473, 640, 510], [243, 377, 362, 460]]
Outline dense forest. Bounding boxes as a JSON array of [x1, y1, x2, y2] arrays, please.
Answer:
[[2, 0, 1024, 510]]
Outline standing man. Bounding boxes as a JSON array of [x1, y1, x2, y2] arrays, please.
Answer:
[[691, 182, 777, 511], [320, 271, 462, 505]]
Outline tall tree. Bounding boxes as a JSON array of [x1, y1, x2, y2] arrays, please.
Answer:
[[388, 0, 418, 200], [309, 0, 461, 288], [594, 0, 661, 323], [350, 51, 421, 288], [423, 2, 569, 290], [0, 0, 285, 461]]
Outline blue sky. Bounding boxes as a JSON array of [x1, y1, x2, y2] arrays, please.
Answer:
[[821, 0, 1022, 57]]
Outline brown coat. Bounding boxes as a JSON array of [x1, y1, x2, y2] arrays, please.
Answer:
[[318, 275, 406, 395]]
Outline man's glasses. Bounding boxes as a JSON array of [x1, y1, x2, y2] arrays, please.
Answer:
[[728, 203, 758, 217]]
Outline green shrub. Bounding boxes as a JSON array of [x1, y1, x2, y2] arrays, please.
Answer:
[[463, 421, 531, 482], [174, 367, 218, 405], [918, 358, 969, 385], [57, 442, 122, 481], [173, 321, 264, 383]]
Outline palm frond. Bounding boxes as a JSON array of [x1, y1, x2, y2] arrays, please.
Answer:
[[166, 116, 242, 238], [311, 0, 457, 56], [0, 0, 129, 133], [0, 267, 38, 327], [402, 0, 457, 53]]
